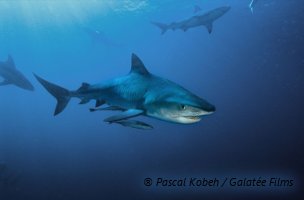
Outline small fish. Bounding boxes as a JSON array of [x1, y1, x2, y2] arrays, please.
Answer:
[[90, 106, 125, 112], [113, 120, 154, 130]]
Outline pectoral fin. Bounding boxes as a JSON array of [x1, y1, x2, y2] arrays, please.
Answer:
[[205, 23, 213, 34], [104, 109, 143, 123], [90, 106, 126, 112], [114, 120, 153, 130]]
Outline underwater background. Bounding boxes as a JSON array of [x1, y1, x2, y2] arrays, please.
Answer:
[[0, 0, 303, 199]]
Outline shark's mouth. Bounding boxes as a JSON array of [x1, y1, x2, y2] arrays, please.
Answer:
[[184, 116, 201, 120], [175, 115, 202, 124], [177, 110, 215, 123]]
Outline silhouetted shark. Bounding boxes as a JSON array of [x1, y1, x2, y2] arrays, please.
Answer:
[[34, 54, 215, 130], [152, 6, 230, 34], [0, 55, 34, 91]]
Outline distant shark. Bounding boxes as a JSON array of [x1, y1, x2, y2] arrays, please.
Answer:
[[34, 54, 215, 130], [249, 0, 258, 13], [152, 6, 230, 34], [0, 55, 34, 91]]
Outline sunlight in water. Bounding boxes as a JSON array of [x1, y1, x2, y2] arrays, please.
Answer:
[[0, 0, 148, 26]]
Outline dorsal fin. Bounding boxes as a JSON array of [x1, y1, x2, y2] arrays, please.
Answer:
[[6, 55, 16, 68], [130, 53, 150, 76], [194, 5, 202, 13], [77, 82, 90, 91]]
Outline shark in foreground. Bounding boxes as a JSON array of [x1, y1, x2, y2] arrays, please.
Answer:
[[0, 55, 34, 91], [34, 54, 215, 130], [152, 6, 230, 34]]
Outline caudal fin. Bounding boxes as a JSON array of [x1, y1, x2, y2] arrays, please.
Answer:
[[34, 74, 71, 116], [151, 22, 169, 35]]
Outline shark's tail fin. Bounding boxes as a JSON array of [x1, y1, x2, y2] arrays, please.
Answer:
[[34, 74, 71, 116], [151, 22, 169, 35]]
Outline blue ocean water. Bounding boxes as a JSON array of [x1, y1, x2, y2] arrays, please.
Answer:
[[0, 0, 303, 199]]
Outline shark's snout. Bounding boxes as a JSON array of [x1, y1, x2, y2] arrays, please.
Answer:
[[204, 104, 216, 113], [195, 98, 216, 114]]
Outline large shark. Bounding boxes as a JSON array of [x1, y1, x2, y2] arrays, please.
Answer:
[[0, 55, 34, 91], [34, 54, 215, 130], [152, 6, 230, 34]]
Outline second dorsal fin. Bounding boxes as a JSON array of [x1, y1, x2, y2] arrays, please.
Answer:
[[6, 55, 16, 68]]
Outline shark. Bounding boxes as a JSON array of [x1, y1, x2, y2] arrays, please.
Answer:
[[152, 6, 230, 34], [249, 0, 258, 13], [34, 54, 215, 130], [0, 55, 34, 91]]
